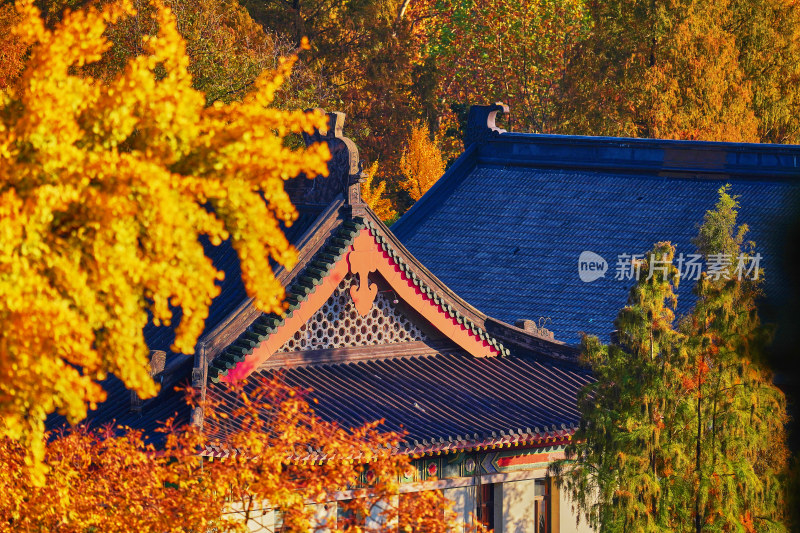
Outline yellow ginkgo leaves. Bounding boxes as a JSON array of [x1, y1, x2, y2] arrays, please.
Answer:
[[399, 123, 445, 203], [0, 0, 330, 477]]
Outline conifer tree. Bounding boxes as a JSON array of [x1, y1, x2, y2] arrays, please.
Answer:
[[552, 187, 790, 532], [551, 243, 686, 531], [682, 186, 788, 531]]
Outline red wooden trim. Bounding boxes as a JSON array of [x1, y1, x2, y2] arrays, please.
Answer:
[[222, 228, 499, 382], [359, 229, 499, 359], [496, 453, 550, 467], [223, 259, 349, 381]]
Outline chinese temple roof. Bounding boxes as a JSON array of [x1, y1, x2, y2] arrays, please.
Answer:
[[392, 104, 800, 344], [204, 349, 591, 456], [53, 110, 586, 454]]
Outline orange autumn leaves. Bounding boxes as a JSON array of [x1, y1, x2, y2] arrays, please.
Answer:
[[0, 5, 26, 88], [0, 0, 330, 476], [0, 377, 459, 532]]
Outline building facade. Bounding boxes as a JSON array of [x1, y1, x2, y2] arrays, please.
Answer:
[[73, 105, 800, 532], [67, 109, 598, 532]]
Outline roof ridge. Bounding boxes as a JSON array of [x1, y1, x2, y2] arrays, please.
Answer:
[[195, 198, 346, 354], [207, 217, 368, 383], [207, 217, 518, 383], [478, 132, 800, 179]]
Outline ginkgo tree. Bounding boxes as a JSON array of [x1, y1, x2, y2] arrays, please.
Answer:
[[399, 123, 445, 204], [0, 0, 331, 476], [361, 161, 397, 222], [0, 5, 476, 531]]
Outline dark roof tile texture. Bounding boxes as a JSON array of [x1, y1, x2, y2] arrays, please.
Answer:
[[143, 210, 323, 353], [207, 351, 592, 450], [46, 355, 195, 444], [394, 139, 800, 344], [49, 209, 324, 437]]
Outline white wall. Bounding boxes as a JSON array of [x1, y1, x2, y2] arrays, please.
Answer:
[[243, 507, 274, 532], [365, 495, 398, 531], [236, 502, 335, 532], [497, 479, 538, 533], [443, 486, 476, 532], [556, 485, 594, 533]]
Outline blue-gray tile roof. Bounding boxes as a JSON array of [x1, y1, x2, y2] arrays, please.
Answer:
[[393, 132, 800, 344], [207, 350, 592, 453], [49, 208, 327, 438]]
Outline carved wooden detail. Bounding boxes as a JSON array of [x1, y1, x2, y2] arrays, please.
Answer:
[[277, 274, 428, 352], [347, 234, 382, 316], [222, 228, 501, 383]]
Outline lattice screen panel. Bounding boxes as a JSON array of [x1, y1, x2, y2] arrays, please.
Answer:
[[277, 274, 428, 352]]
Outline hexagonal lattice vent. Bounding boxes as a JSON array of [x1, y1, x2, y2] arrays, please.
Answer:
[[277, 274, 427, 352]]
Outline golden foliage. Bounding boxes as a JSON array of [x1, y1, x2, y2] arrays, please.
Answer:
[[399, 123, 445, 203], [553, 0, 795, 142], [0, 4, 27, 89], [0, 0, 330, 477], [0, 378, 462, 532], [361, 161, 397, 221], [414, 0, 591, 134], [95, 0, 313, 106]]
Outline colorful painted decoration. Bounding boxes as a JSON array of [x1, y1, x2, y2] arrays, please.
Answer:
[[464, 457, 476, 474], [427, 461, 438, 477]]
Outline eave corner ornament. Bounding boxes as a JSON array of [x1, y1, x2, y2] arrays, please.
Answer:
[[464, 102, 509, 149], [347, 234, 381, 317]]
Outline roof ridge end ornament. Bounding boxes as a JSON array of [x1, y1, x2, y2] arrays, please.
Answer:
[[464, 102, 509, 149], [302, 108, 367, 216]]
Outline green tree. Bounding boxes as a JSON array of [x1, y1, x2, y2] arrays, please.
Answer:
[[682, 186, 788, 531], [551, 243, 688, 530], [552, 187, 790, 532]]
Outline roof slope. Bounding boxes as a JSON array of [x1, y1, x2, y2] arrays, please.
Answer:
[[142, 209, 325, 354], [206, 349, 591, 455], [393, 108, 800, 344], [53, 110, 589, 453]]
